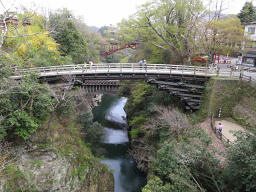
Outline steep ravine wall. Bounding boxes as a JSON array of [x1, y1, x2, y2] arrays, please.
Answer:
[[122, 79, 256, 192], [0, 89, 114, 192]]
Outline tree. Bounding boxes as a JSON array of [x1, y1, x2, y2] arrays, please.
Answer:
[[238, 2, 256, 23], [78, 112, 103, 144], [73, 17, 106, 63], [198, 15, 246, 55], [49, 9, 89, 64], [0, 73, 55, 141], [224, 132, 256, 192], [118, 0, 205, 64], [151, 142, 202, 192], [1, 10, 72, 68]]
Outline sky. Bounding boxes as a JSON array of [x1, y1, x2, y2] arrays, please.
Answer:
[[0, 0, 252, 27]]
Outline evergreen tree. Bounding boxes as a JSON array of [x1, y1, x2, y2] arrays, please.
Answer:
[[49, 9, 89, 64], [238, 2, 256, 23]]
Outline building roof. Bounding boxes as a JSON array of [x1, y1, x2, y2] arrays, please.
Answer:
[[244, 21, 256, 25]]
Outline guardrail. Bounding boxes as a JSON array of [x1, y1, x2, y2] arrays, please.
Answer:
[[240, 73, 256, 83], [15, 63, 209, 73], [11, 63, 244, 79]]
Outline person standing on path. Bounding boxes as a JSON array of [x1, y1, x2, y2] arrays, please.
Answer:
[[218, 122, 223, 139], [89, 61, 93, 70], [144, 59, 147, 71], [139, 59, 143, 70]]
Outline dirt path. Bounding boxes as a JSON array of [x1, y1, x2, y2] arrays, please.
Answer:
[[199, 119, 226, 162], [215, 120, 247, 143]]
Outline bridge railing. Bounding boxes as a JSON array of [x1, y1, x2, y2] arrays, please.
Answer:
[[15, 63, 212, 74], [12, 63, 249, 80]]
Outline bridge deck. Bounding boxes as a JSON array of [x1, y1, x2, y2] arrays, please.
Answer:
[[11, 63, 256, 82]]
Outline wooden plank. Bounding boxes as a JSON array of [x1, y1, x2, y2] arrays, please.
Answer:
[[153, 80, 205, 89], [158, 86, 203, 93], [172, 92, 202, 98]]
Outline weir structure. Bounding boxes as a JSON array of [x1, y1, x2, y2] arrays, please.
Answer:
[[11, 63, 256, 110]]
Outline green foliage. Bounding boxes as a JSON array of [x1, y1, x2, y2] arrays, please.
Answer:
[[151, 138, 221, 192], [198, 78, 256, 131], [3, 164, 36, 191], [142, 176, 172, 192], [129, 115, 148, 128], [49, 9, 89, 64], [125, 83, 152, 117], [28, 47, 73, 67], [78, 112, 103, 144], [5, 11, 69, 68], [208, 16, 246, 55], [8, 111, 38, 140], [132, 83, 151, 105], [130, 127, 142, 139], [224, 132, 256, 192], [129, 115, 147, 139], [152, 141, 201, 192], [118, 0, 205, 64], [0, 53, 14, 78], [151, 87, 180, 107], [238, 2, 256, 23], [0, 73, 54, 141]]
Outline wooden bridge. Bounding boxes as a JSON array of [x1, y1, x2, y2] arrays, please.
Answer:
[[11, 63, 256, 81], [11, 63, 256, 110]]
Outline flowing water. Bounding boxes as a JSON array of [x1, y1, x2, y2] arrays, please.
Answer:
[[92, 94, 146, 192]]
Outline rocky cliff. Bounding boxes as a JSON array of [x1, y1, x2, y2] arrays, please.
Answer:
[[0, 89, 114, 192]]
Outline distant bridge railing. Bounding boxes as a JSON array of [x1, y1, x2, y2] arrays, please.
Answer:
[[11, 63, 255, 80], [240, 73, 256, 84]]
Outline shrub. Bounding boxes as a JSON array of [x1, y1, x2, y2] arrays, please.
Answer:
[[78, 112, 103, 143], [0, 73, 54, 141], [224, 132, 256, 192], [129, 115, 148, 128], [130, 127, 141, 139]]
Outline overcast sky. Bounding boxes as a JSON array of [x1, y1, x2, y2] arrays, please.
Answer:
[[0, 0, 251, 27]]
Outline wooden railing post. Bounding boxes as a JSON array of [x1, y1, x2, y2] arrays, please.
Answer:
[[170, 65, 172, 74], [108, 63, 110, 72], [132, 63, 134, 72]]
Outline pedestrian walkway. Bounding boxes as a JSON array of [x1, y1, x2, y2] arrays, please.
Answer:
[[215, 120, 248, 143]]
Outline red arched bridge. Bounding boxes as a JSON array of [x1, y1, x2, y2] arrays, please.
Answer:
[[101, 43, 138, 56]]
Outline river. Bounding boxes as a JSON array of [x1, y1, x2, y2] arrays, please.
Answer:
[[92, 94, 146, 192]]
